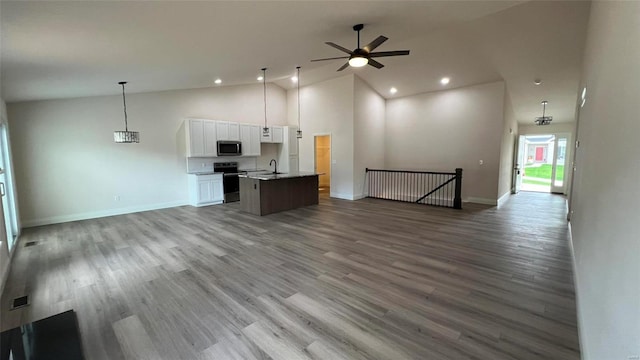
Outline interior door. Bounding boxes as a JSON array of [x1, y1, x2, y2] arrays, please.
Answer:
[[551, 135, 569, 194], [513, 135, 525, 193]]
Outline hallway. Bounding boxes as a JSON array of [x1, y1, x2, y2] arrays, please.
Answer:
[[1, 192, 579, 359]]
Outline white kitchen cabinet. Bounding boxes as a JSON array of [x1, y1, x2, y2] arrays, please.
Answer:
[[260, 126, 284, 143], [272, 126, 284, 143], [228, 122, 240, 140], [203, 121, 217, 156], [287, 126, 299, 156], [217, 121, 240, 141], [289, 155, 299, 174], [186, 119, 217, 157], [188, 173, 223, 206], [216, 121, 229, 140], [250, 125, 261, 155], [240, 124, 261, 156]]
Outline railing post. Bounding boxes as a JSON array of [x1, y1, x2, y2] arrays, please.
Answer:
[[454, 168, 463, 209]]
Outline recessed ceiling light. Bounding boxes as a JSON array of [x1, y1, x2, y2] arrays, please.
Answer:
[[257, 76, 264, 81], [390, 87, 398, 94], [534, 79, 542, 85], [214, 78, 222, 85], [291, 76, 298, 83], [440, 77, 450, 85]]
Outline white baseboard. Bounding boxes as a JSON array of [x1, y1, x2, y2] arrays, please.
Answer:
[[497, 192, 512, 207], [21, 200, 189, 228], [464, 197, 497, 206], [567, 222, 586, 359], [330, 192, 361, 201]]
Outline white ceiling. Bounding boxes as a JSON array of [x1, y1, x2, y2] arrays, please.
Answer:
[[1, 1, 590, 124]]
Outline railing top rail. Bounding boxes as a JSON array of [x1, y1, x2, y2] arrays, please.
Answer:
[[366, 168, 458, 175]]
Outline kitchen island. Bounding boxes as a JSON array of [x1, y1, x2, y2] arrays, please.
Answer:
[[239, 172, 319, 216]]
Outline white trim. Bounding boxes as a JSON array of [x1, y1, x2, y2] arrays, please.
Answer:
[[464, 197, 497, 206], [21, 200, 189, 228], [567, 222, 586, 358], [352, 193, 366, 200], [330, 192, 357, 200], [497, 192, 512, 207]]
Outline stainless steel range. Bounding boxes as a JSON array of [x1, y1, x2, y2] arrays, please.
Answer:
[[214, 162, 240, 203]]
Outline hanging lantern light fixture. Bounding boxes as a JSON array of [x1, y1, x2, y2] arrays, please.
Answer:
[[296, 66, 302, 139], [534, 100, 553, 126], [113, 81, 140, 143], [261, 68, 270, 138]]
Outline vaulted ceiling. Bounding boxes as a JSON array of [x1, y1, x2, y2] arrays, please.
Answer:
[[1, 1, 590, 124]]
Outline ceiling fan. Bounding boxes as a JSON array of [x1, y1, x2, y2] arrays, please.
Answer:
[[311, 24, 410, 71]]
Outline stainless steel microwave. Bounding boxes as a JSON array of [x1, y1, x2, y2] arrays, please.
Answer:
[[217, 141, 242, 156]]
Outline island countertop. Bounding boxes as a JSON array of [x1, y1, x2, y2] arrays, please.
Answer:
[[238, 171, 321, 181]]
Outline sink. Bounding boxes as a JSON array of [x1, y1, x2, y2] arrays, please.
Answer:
[[258, 171, 284, 175]]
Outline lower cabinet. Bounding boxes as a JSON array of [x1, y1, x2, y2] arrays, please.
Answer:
[[188, 173, 224, 206]]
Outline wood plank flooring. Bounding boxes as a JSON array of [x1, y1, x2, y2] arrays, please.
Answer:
[[0, 192, 580, 359]]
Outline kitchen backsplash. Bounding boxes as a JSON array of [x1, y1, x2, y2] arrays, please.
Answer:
[[186, 156, 258, 173]]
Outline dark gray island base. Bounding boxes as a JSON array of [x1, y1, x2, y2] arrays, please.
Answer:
[[239, 172, 319, 216]]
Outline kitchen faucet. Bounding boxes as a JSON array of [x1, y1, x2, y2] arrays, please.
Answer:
[[270, 159, 278, 174]]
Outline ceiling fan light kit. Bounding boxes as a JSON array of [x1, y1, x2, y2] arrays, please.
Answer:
[[114, 81, 140, 143], [534, 100, 553, 126], [311, 23, 410, 71]]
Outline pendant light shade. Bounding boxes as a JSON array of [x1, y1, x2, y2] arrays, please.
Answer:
[[114, 81, 140, 143], [296, 66, 302, 139], [261, 68, 270, 138]]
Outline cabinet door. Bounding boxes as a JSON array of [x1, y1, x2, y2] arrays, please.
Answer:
[[188, 119, 205, 156], [250, 125, 261, 156], [197, 179, 213, 203], [240, 124, 251, 156], [289, 155, 299, 174], [216, 121, 229, 141], [228, 123, 240, 141], [211, 177, 224, 202], [272, 126, 284, 143], [203, 121, 217, 156], [288, 126, 298, 156]]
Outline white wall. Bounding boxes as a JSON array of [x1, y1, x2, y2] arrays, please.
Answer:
[[353, 77, 385, 199], [9, 84, 287, 226], [570, 2, 640, 359], [385, 81, 505, 203], [497, 89, 518, 202], [287, 75, 355, 200]]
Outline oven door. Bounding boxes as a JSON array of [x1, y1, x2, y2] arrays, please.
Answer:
[[222, 173, 240, 202]]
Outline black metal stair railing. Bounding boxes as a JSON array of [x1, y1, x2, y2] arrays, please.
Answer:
[[365, 168, 462, 209]]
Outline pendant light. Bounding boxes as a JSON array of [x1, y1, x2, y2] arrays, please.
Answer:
[[296, 66, 302, 139], [113, 81, 140, 143], [534, 100, 553, 126], [261, 68, 270, 138]]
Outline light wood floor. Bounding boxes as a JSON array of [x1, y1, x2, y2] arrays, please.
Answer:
[[1, 192, 580, 359]]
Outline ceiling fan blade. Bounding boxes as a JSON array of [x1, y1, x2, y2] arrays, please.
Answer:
[[337, 62, 350, 71], [369, 50, 410, 58], [363, 36, 388, 52], [310, 56, 350, 62], [368, 59, 384, 69], [325, 42, 354, 54]]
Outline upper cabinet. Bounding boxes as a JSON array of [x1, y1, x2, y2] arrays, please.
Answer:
[[186, 119, 217, 157], [260, 125, 284, 144], [240, 124, 261, 157], [186, 119, 291, 158]]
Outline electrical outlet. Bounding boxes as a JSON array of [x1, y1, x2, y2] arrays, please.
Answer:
[[201, 163, 206, 168], [114, 195, 121, 201]]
